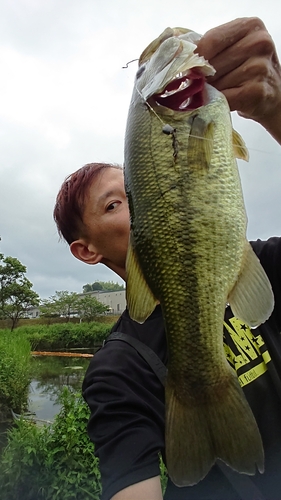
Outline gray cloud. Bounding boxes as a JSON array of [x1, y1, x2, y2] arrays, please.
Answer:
[[0, 1, 280, 299]]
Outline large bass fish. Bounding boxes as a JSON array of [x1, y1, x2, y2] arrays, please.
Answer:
[[124, 27, 274, 486]]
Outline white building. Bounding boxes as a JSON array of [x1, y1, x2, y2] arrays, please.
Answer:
[[82, 290, 126, 315], [24, 306, 41, 319]]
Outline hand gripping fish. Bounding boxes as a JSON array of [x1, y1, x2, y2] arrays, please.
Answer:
[[124, 27, 274, 486]]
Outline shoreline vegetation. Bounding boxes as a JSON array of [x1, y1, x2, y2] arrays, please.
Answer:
[[0, 389, 102, 500], [0, 319, 117, 421], [0, 319, 114, 499]]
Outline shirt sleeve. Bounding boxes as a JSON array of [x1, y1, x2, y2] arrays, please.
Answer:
[[82, 340, 165, 500]]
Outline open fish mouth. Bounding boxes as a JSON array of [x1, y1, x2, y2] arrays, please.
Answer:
[[152, 69, 205, 111]]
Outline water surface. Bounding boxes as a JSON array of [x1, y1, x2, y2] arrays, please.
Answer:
[[28, 354, 91, 422]]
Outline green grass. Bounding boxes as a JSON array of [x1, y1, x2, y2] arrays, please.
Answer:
[[0, 321, 113, 351], [0, 332, 31, 415], [0, 388, 101, 500]]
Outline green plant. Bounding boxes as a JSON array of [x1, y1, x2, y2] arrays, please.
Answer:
[[2, 321, 113, 351], [0, 253, 39, 331], [0, 332, 31, 415], [0, 388, 101, 499], [0, 385, 169, 499], [160, 454, 168, 494], [0, 419, 47, 499]]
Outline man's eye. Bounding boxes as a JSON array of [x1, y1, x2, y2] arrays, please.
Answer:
[[106, 201, 120, 211]]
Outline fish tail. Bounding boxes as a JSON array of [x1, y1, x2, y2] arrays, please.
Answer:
[[165, 372, 264, 486]]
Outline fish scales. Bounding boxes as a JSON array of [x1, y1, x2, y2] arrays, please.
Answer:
[[127, 92, 243, 384], [124, 27, 274, 486]]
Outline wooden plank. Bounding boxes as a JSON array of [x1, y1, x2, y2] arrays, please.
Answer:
[[31, 351, 93, 358]]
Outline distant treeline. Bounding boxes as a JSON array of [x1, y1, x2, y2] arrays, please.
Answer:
[[82, 280, 125, 293]]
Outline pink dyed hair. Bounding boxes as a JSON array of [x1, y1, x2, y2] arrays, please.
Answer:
[[54, 162, 122, 244]]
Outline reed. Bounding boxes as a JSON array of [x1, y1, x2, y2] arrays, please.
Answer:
[[0, 332, 31, 417], [0, 321, 113, 351]]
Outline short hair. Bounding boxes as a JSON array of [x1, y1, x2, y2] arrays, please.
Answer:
[[54, 162, 122, 245]]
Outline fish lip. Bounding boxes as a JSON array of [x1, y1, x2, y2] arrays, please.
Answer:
[[151, 69, 206, 112]]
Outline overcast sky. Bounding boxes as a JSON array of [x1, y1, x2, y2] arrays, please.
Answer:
[[0, 0, 280, 299]]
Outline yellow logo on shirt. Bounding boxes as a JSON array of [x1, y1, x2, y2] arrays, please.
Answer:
[[223, 317, 271, 387]]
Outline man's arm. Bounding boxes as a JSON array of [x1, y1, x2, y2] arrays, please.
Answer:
[[111, 476, 163, 500], [196, 17, 281, 145]]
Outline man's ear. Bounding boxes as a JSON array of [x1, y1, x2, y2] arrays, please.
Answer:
[[70, 239, 103, 265]]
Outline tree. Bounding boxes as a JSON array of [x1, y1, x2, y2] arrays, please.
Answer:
[[0, 253, 40, 330], [40, 291, 109, 322], [76, 294, 109, 322], [40, 291, 80, 321], [82, 280, 125, 293], [91, 282, 103, 291]]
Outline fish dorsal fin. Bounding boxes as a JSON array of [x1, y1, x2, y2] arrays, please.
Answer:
[[126, 239, 158, 323], [232, 129, 249, 161], [228, 241, 274, 328], [188, 116, 214, 169]]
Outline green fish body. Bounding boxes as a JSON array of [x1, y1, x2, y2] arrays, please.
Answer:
[[124, 28, 274, 486]]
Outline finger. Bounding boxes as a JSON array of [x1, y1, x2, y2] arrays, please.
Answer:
[[220, 84, 264, 115], [196, 17, 267, 62], [219, 77, 276, 118], [208, 56, 272, 93], [208, 30, 276, 83]]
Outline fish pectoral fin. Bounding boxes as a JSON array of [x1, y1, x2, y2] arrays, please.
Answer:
[[188, 116, 214, 169], [228, 242, 274, 328], [232, 129, 249, 161], [125, 241, 158, 323]]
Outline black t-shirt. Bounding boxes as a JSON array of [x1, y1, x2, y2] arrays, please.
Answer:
[[82, 237, 281, 500]]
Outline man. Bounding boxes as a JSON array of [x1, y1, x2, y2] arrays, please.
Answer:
[[54, 18, 281, 500]]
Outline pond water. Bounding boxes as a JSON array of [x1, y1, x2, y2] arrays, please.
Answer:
[[28, 354, 92, 422], [0, 352, 94, 451]]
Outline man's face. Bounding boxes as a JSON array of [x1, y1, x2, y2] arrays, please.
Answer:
[[83, 167, 130, 270]]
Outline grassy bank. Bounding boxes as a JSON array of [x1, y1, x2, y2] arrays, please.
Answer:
[[0, 320, 115, 420], [0, 315, 119, 330], [0, 321, 115, 351], [0, 332, 31, 418], [0, 389, 101, 500]]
